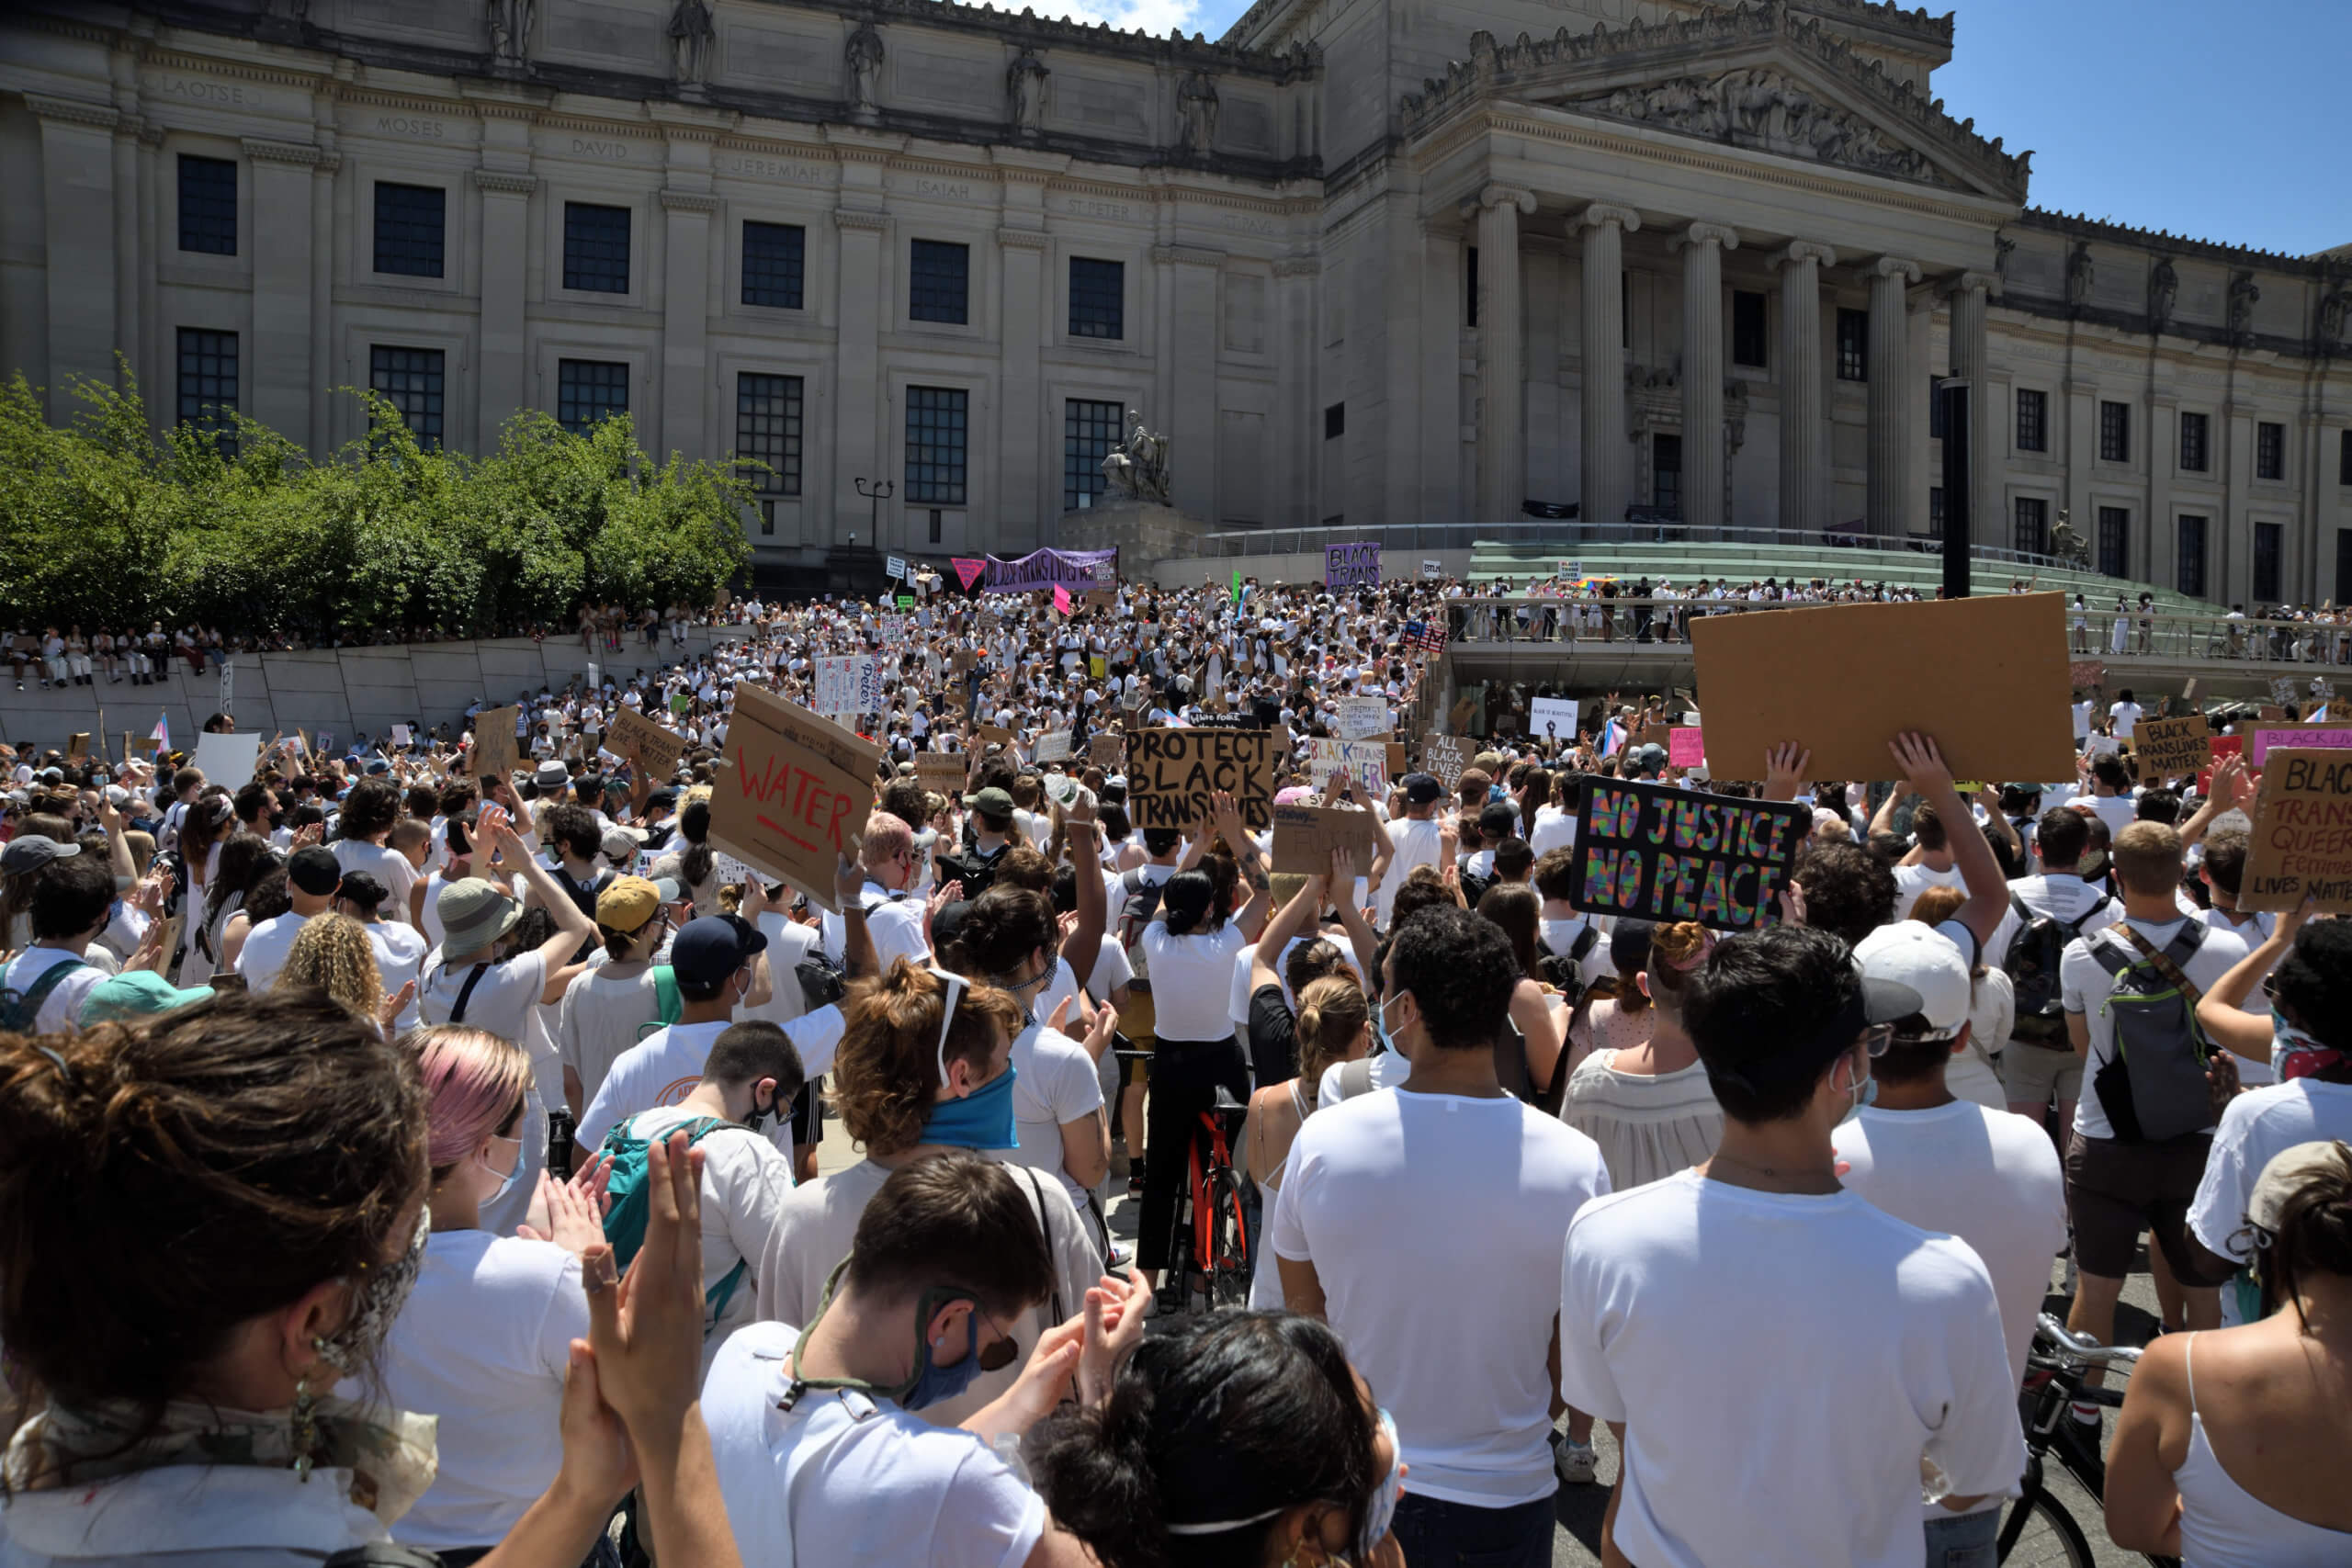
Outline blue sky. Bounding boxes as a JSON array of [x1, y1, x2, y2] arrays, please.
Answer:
[[1052, 0, 2348, 258]]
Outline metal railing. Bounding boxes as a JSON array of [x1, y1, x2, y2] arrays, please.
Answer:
[[1437, 596, 2352, 672], [1193, 520, 2084, 575]]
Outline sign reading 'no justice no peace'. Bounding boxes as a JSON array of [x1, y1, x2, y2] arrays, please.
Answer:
[[1566, 776, 1810, 931]]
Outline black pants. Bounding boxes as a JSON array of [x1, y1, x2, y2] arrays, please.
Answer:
[[1138, 1035, 1250, 1272]]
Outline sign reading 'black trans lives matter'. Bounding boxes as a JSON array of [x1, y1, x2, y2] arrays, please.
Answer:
[[1566, 776, 1809, 931]]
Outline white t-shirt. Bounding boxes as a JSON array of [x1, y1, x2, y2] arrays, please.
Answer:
[[333, 840, 419, 923], [1, 948, 107, 1034], [1373, 817, 1444, 930], [555, 964, 663, 1107], [1891, 863, 1965, 924], [1003, 1021, 1105, 1209], [1560, 1170, 2026, 1568], [415, 949, 549, 1050], [702, 1321, 1047, 1568], [1271, 1087, 1610, 1506], [2063, 917, 2249, 1140], [2109, 700, 2143, 739], [617, 1105, 796, 1370], [1833, 1101, 2068, 1393], [2188, 1078, 2352, 1325], [1319, 1049, 1409, 1104], [379, 1231, 586, 1551], [1992, 873, 2120, 976], [234, 910, 312, 994], [581, 1011, 844, 1153], [2089, 793, 2139, 840], [1529, 804, 1577, 859], [1537, 913, 1613, 990], [820, 883, 928, 973], [365, 919, 428, 1034], [1138, 921, 1247, 1043]]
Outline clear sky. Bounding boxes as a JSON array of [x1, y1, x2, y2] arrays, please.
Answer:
[[1019, 0, 2349, 259]]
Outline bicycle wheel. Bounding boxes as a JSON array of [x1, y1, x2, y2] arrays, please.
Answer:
[[1202, 1168, 1251, 1309], [1998, 1477, 2096, 1568]]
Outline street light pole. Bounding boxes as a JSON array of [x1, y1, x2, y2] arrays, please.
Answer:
[[854, 476, 893, 550]]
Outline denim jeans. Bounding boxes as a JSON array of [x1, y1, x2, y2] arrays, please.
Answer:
[[1389, 1492, 1554, 1568], [1924, 1505, 2001, 1567]]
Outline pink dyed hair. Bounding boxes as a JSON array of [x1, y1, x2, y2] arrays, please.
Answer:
[[407, 1025, 531, 1177]]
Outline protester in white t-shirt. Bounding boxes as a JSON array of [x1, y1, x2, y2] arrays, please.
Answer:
[[554, 873, 673, 1114], [1561, 924, 2025, 1568], [1370, 774, 1448, 931], [580, 912, 775, 1151], [820, 813, 931, 971], [1275, 905, 1609, 1562], [236, 845, 344, 994], [0, 843, 115, 1032], [328, 777, 420, 931]]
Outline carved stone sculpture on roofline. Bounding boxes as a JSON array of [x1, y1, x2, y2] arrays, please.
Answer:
[[1102, 408, 1171, 504]]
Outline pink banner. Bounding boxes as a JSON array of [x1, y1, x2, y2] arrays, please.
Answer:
[[1669, 728, 1705, 769], [951, 557, 987, 591], [2247, 725, 2352, 765]]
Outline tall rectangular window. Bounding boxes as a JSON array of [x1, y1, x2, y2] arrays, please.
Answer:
[[1069, 257, 1124, 340], [2342, 430, 2352, 487], [741, 222, 805, 310], [2099, 400, 2131, 463], [2340, 528, 2352, 607], [1063, 398, 1121, 511], [1836, 308, 1868, 381], [373, 183, 446, 277], [910, 240, 969, 325], [1731, 290, 1767, 368], [2257, 421, 2285, 480], [177, 155, 237, 255], [175, 328, 239, 456], [2180, 410, 2209, 472], [2016, 388, 2048, 453], [906, 386, 967, 504], [2097, 505, 2130, 579], [2177, 514, 2208, 598], [368, 346, 445, 449], [1464, 246, 1478, 328], [2014, 495, 2049, 557], [1652, 434, 1682, 518], [562, 203, 631, 293], [2255, 521, 2283, 603], [1324, 403, 1345, 440], [557, 359, 628, 434], [735, 373, 803, 499], [1928, 487, 1946, 537]]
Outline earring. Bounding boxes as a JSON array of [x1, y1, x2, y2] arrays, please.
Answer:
[[289, 1375, 320, 1483]]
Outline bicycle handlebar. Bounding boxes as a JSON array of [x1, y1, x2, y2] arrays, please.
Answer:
[[2034, 1313, 2145, 1368]]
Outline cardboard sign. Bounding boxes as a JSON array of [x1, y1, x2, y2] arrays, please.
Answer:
[[708, 683, 881, 914], [1324, 541, 1382, 588], [192, 732, 262, 792], [1668, 728, 1705, 769], [66, 733, 89, 759], [610, 705, 687, 779], [2070, 660, 2106, 690], [2260, 705, 2288, 723], [2248, 723, 2352, 766], [470, 706, 522, 781], [1566, 776, 1808, 931], [1690, 593, 2075, 784], [1422, 732, 1468, 789], [887, 555, 907, 581], [1639, 725, 1676, 753], [2132, 715, 2211, 780], [1125, 728, 1272, 829], [1090, 733, 1124, 770], [896, 594, 915, 609], [1448, 696, 1477, 731], [2243, 750, 2352, 912], [1271, 803, 1384, 874], [913, 753, 969, 799], [2272, 676, 2301, 707], [1528, 696, 1580, 744], [1420, 558, 1442, 580], [1035, 731, 1073, 763], [1336, 696, 1386, 741], [1301, 737, 1390, 795], [878, 615, 906, 646], [1082, 590, 1114, 614], [973, 724, 1015, 753]]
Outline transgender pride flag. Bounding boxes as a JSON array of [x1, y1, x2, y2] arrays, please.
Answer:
[[150, 714, 170, 753], [1599, 717, 1626, 758]]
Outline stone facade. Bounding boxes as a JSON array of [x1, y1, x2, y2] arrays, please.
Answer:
[[4, 0, 2349, 604]]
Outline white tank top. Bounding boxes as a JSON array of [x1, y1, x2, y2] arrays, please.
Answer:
[[2174, 1334, 2352, 1567]]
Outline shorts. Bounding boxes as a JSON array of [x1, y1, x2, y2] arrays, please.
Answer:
[[2000, 1039, 2082, 1107], [2065, 1131, 2212, 1280], [789, 1074, 825, 1147]]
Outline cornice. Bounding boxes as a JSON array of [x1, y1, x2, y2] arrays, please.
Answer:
[[22, 93, 120, 130], [242, 135, 323, 166], [1272, 254, 1321, 277], [471, 169, 539, 195], [833, 209, 890, 232], [658, 189, 722, 213], [995, 226, 1052, 250], [2014, 209, 2337, 278], [141, 48, 322, 91]]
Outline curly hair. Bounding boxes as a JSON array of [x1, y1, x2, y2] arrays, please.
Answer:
[[830, 959, 1023, 1156], [1643, 920, 1714, 1019], [1792, 840, 1896, 949], [276, 911, 386, 1024]]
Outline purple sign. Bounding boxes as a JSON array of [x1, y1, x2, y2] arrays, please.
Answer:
[[1325, 541, 1382, 588], [981, 547, 1119, 595]]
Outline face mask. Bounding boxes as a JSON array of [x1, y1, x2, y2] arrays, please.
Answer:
[[1373, 994, 1406, 1058], [312, 1204, 430, 1376], [922, 1064, 1017, 1149], [477, 1132, 524, 1207], [2273, 1009, 2343, 1080], [1842, 1053, 1879, 1112], [1359, 1407, 1404, 1556], [743, 1088, 781, 1135]]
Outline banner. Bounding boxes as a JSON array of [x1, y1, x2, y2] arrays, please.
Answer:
[[2248, 722, 2352, 766], [1125, 728, 1272, 829], [1271, 803, 1384, 874], [2242, 750, 2352, 912], [952, 557, 988, 591], [609, 705, 687, 779], [1566, 776, 1808, 931], [981, 547, 1119, 595], [2132, 715, 2211, 779], [814, 655, 883, 717], [219, 660, 233, 713], [1528, 696, 1581, 745], [708, 684, 882, 914], [470, 705, 522, 780], [1324, 541, 1382, 588], [1335, 695, 1386, 740]]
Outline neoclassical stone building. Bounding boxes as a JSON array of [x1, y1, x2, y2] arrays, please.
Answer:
[[5, 0, 2349, 602]]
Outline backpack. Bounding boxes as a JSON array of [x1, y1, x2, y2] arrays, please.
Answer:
[[2003, 892, 2102, 1046], [635, 965, 686, 1043], [596, 1115, 748, 1319], [0, 955, 87, 1032], [1116, 868, 1170, 983], [934, 842, 1006, 900], [1536, 923, 1601, 1009], [2087, 921, 2216, 1145]]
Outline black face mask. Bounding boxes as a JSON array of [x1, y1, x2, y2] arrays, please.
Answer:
[[743, 1090, 782, 1134]]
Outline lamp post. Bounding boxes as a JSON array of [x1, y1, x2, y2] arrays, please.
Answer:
[[854, 476, 893, 549]]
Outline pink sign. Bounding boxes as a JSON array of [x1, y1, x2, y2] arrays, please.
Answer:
[[1668, 728, 1705, 769], [1053, 583, 1073, 615], [951, 557, 987, 591], [2247, 725, 2352, 765]]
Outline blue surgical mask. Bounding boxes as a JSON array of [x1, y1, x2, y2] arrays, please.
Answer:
[[1360, 1407, 1404, 1556], [905, 1305, 994, 1410], [922, 1064, 1018, 1149], [1844, 1055, 1879, 1112], [478, 1132, 525, 1205], [1373, 995, 1403, 1058]]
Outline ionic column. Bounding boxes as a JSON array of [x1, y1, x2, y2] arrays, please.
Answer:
[[1868, 255, 1923, 535], [1476, 185, 1534, 520], [1949, 270, 1996, 547], [1678, 221, 1738, 529], [1577, 202, 1641, 526], [1772, 241, 1835, 531]]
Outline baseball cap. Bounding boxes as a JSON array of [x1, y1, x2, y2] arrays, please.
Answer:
[[600, 826, 646, 866], [288, 846, 344, 897], [964, 785, 1015, 815], [2248, 1141, 2351, 1232], [670, 913, 768, 989], [0, 837, 79, 876], [77, 970, 215, 1026], [596, 874, 662, 934], [1400, 773, 1444, 805], [1853, 923, 1969, 1039]]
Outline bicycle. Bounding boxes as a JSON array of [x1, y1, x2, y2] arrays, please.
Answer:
[[1999, 1312, 2177, 1568], [1115, 1048, 1251, 1316]]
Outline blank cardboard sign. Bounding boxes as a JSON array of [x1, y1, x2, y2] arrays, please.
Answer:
[[1270, 803, 1384, 874], [1690, 593, 2075, 784]]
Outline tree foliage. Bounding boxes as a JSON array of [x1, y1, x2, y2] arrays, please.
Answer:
[[0, 369, 754, 637]]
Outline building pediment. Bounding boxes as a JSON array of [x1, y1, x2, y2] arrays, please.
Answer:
[[1400, 2, 2030, 206]]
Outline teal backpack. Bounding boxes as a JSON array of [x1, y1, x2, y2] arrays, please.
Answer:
[[595, 1115, 744, 1319]]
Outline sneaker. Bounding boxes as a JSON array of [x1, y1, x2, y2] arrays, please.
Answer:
[[1552, 1432, 1599, 1485]]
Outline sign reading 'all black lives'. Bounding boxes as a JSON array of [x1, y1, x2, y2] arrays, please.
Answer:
[[1567, 776, 1809, 931]]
